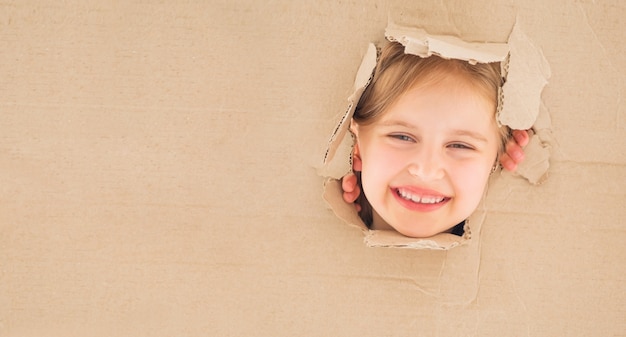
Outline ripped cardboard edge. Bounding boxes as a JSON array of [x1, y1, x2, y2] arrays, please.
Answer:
[[320, 43, 378, 179], [319, 21, 552, 249], [509, 101, 554, 185], [385, 22, 510, 64], [499, 21, 552, 130]]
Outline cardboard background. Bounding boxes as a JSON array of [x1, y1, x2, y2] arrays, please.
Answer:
[[1, 1, 624, 336]]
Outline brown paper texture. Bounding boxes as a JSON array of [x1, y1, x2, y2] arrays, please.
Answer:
[[2, 2, 623, 336]]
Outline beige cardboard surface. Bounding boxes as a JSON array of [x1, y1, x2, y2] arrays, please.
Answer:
[[1, 1, 625, 336]]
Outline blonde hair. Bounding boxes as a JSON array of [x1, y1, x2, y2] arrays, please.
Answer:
[[353, 41, 510, 228]]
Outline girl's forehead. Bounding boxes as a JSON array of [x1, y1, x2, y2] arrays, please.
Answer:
[[412, 67, 482, 89], [399, 77, 496, 112], [375, 83, 500, 134]]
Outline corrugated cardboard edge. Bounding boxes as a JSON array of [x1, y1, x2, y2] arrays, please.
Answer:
[[508, 101, 554, 184], [320, 21, 551, 249], [385, 22, 510, 63], [501, 19, 553, 184], [499, 20, 552, 130], [319, 43, 378, 180]]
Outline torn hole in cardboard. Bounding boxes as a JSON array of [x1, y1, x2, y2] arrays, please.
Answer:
[[319, 21, 551, 250]]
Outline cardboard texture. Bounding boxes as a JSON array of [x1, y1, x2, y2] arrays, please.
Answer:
[[1, 1, 624, 336]]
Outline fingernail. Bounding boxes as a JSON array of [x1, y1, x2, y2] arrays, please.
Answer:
[[513, 150, 523, 160]]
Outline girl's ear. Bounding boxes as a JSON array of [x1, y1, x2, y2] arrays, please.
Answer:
[[349, 119, 362, 172], [349, 118, 358, 135], [352, 141, 362, 172]]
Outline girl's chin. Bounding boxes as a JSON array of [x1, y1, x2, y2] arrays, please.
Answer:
[[372, 208, 466, 238], [389, 218, 462, 238], [393, 226, 444, 238]]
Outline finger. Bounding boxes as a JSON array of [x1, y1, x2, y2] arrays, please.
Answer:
[[511, 129, 530, 147], [343, 191, 356, 204], [506, 140, 525, 163], [341, 173, 357, 193], [341, 174, 360, 204], [352, 144, 362, 172], [343, 188, 360, 204], [499, 153, 518, 172]]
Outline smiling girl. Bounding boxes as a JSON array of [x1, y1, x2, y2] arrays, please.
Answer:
[[347, 41, 522, 238]]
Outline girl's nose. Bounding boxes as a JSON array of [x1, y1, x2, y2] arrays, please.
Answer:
[[407, 150, 445, 181]]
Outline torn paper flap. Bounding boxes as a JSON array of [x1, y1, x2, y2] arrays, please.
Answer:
[[513, 101, 554, 184], [385, 23, 510, 64], [364, 230, 463, 250], [322, 178, 367, 232], [499, 21, 552, 129], [514, 135, 551, 184], [320, 43, 377, 179]]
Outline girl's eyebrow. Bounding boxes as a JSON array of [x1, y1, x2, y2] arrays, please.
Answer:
[[377, 120, 419, 129], [451, 129, 488, 143]]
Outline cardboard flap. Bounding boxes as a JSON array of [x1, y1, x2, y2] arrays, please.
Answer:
[[364, 230, 462, 249], [514, 135, 551, 184], [385, 22, 510, 63], [319, 44, 378, 180], [499, 21, 552, 130], [513, 99, 554, 184], [322, 178, 367, 232]]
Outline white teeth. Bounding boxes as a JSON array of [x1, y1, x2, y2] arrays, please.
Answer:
[[397, 189, 445, 204]]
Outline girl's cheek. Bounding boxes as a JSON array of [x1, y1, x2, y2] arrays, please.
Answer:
[[365, 148, 405, 180], [380, 149, 408, 169], [449, 161, 490, 185]]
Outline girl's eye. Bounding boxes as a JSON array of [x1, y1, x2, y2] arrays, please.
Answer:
[[389, 134, 415, 142], [448, 143, 474, 150]]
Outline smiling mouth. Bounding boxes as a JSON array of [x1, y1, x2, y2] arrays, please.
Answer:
[[395, 188, 449, 204]]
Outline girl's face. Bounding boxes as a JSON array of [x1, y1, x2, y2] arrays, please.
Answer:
[[352, 74, 500, 238]]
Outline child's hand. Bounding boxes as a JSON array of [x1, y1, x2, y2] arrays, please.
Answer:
[[341, 172, 361, 212], [341, 147, 363, 210], [499, 129, 530, 172], [340, 129, 531, 208]]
